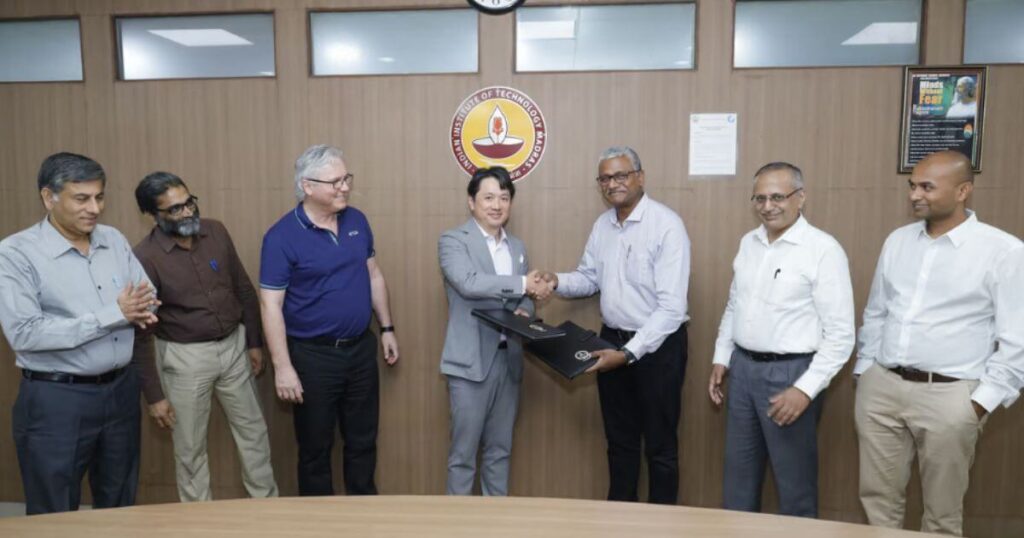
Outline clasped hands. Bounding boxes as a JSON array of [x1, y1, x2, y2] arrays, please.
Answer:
[[525, 270, 557, 301], [117, 281, 160, 329]]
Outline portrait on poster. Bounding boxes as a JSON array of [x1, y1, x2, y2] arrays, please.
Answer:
[[899, 66, 986, 173]]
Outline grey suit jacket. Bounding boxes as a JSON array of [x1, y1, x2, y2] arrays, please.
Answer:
[[438, 219, 534, 382]]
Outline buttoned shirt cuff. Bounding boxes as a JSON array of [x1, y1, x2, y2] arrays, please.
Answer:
[[971, 383, 1007, 413], [622, 339, 644, 361], [712, 345, 734, 368], [520, 276, 526, 296], [793, 372, 826, 401], [95, 303, 127, 330], [853, 357, 875, 376]]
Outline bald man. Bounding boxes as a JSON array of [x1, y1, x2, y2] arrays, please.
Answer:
[[855, 150, 1024, 535]]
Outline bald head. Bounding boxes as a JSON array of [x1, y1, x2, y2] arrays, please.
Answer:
[[914, 150, 973, 184], [908, 150, 974, 226]]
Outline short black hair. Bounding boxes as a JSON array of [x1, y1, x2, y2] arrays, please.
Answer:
[[37, 152, 105, 193], [135, 171, 188, 215], [467, 167, 515, 199]]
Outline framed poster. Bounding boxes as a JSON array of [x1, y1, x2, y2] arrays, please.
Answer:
[[899, 66, 987, 173]]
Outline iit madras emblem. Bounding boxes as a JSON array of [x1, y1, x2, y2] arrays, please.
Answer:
[[450, 86, 547, 181]]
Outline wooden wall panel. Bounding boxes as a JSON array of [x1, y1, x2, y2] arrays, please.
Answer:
[[0, 1, 1021, 536]]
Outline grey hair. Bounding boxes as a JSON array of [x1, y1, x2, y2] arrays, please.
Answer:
[[37, 152, 106, 195], [598, 146, 642, 171], [753, 161, 804, 190], [294, 144, 345, 201]]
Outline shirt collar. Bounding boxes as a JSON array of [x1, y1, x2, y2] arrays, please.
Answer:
[[754, 214, 809, 246], [915, 210, 977, 248], [473, 218, 507, 245], [152, 220, 208, 253], [39, 216, 108, 258], [294, 202, 344, 231], [607, 194, 650, 227]]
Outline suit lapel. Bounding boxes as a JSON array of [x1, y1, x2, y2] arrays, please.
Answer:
[[461, 219, 496, 274]]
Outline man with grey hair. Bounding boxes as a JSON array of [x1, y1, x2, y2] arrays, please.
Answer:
[[259, 144, 399, 496], [537, 146, 690, 504], [708, 162, 854, 517], [0, 152, 158, 514]]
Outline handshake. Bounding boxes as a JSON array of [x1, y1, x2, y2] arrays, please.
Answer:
[[525, 270, 558, 301]]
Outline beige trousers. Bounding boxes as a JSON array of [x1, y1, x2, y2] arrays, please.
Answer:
[[156, 325, 278, 501], [854, 363, 986, 536]]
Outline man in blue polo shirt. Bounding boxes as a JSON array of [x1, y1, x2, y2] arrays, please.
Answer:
[[259, 144, 400, 496]]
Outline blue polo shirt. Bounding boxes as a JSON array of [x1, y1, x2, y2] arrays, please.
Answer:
[[260, 204, 375, 339]]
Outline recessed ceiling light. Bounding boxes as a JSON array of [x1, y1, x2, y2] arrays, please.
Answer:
[[842, 22, 918, 46], [148, 29, 254, 47]]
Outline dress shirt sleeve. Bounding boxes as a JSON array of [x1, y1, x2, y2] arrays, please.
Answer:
[[224, 225, 263, 349], [856, 237, 892, 375], [624, 218, 690, 360], [556, 223, 602, 299], [438, 232, 526, 300], [0, 247, 122, 352], [712, 275, 740, 368], [131, 327, 164, 404], [972, 246, 1024, 412], [793, 243, 856, 399]]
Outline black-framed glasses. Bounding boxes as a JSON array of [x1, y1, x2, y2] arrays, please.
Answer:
[[304, 173, 354, 189], [156, 195, 198, 216], [595, 170, 639, 186], [751, 188, 802, 205]]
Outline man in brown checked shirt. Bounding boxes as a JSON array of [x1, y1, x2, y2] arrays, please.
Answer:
[[132, 171, 277, 502]]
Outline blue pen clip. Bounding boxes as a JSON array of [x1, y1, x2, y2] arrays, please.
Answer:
[[209, 259, 219, 272]]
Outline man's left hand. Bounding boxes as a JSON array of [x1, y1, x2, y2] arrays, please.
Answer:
[[972, 400, 988, 419], [585, 349, 628, 374], [381, 331, 399, 366], [248, 348, 265, 376], [513, 308, 530, 318], [767, 387, 812, 427]]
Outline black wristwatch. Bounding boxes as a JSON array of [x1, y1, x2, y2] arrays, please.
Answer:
[[380, 325, 395, 333], [621, 347, 638, 366]]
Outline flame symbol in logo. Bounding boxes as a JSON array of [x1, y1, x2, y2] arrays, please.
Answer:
[[488, 106, 508, 145]]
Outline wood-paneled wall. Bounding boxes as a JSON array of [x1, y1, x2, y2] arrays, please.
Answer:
[[0, 1, 1021, 535]]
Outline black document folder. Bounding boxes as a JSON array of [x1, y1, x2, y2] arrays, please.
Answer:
[[471, 309, 566, 341], [525, 321, 614, 379]]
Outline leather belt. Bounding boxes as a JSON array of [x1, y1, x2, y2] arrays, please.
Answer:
[[22, 367, 125, 385], [887, 365, 959, 383], [737, 345, 814, 363], [293, 330, 366, 349], [602, 325, 636, 342]]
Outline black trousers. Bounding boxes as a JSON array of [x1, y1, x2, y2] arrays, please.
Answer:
[[12, 368, 140, 515], [288, 330, 379, 496], [598, 323, 688, 505]]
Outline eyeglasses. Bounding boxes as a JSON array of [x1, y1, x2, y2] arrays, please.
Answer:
[[157, 195, 198, 216], [751, 188, 802, 205], [595, 170, 639, 186], [304, 173, 355, 189]]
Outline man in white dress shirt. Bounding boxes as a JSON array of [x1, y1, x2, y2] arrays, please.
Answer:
[[708, 162, 854, 518], [855, 150, 1024, 536], [538, 146, 690, 504]]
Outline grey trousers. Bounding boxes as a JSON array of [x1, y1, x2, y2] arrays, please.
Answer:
[[446, 348, 520, 496], [722, 348, 823, 517]]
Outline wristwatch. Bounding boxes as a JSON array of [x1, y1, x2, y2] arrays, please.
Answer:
[[621, 347, 638, 366], [380, 325, 395, 333]]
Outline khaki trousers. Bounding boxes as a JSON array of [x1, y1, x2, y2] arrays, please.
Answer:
[[156, 326, 278, 501], [854, 363, 986, 536]]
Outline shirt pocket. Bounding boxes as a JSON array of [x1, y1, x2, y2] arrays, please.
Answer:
[[625, 250, 655, 288], [765, 272, 811, 307]]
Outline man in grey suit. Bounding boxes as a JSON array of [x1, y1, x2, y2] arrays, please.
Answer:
[[438, 166, 549, 495]]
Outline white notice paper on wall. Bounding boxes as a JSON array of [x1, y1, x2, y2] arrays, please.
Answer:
[[688, 113, 737, 176]]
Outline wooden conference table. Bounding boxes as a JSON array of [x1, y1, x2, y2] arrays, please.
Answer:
[[0, 495, 934, 537]]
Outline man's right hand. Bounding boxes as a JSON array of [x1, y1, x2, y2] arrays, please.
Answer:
[[708, 364, 728, 407], [525, 270, 553, 301], [148, 399, 176, 430], [275, 365, 304, 404], [118, 281, 160, 329]]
